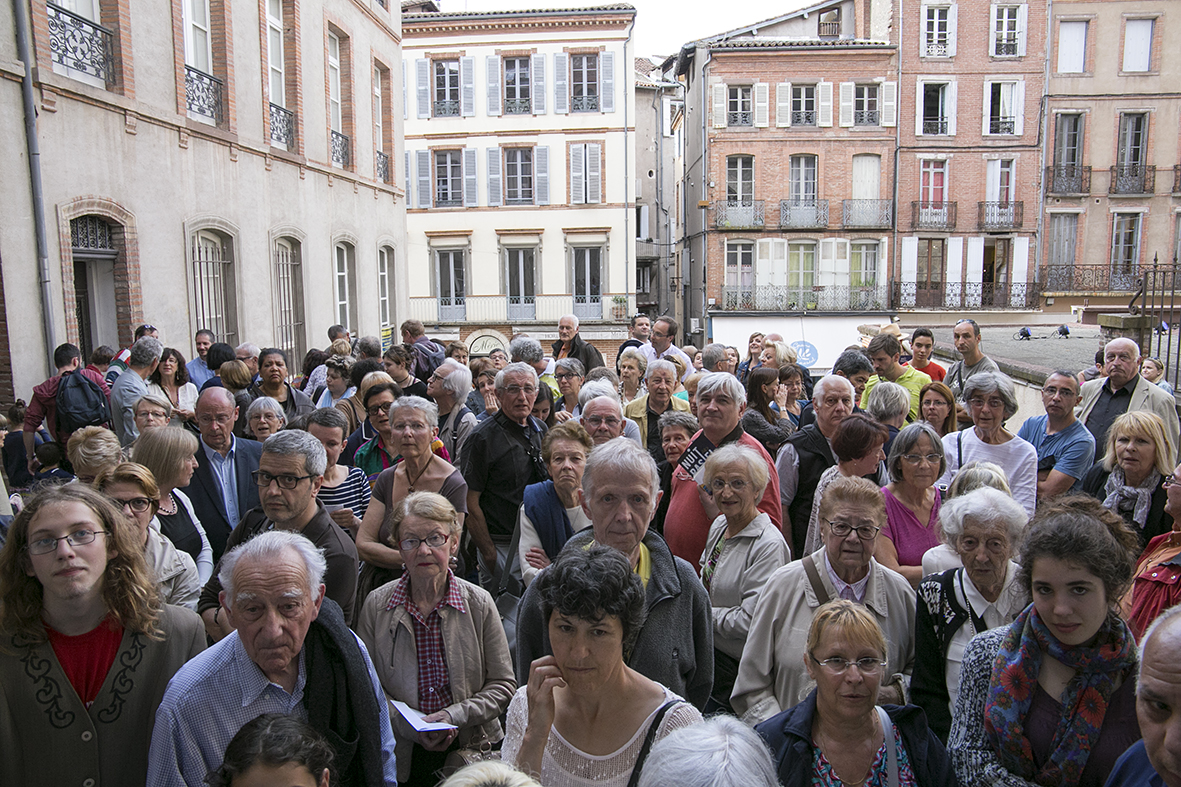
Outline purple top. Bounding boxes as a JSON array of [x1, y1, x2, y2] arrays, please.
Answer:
[[1027, 677, 1140, 787], [881, 487, 942, 567]]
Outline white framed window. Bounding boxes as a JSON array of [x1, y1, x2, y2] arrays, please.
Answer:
[[851, 242, 879, 286], [917, 80, 956, 135], [572, 247, 602, 321], [1122, 19, 1154, 73], [788, 155, 818, 202], [1111, 214, 1141, 273], [1057, 21, 1087, 73], [373, 64, 384, 153], [570, 142, 602, 204], [504, 57, 531, 114], [333, 242, 358, 333], [266, 0, 284, 105], [854, 85, 878, 125], [725, 242, 754, 289], [791, 85, 816, 126], [726, 155, 754, 204], [191, 229, 238, 345], [505, 148, 534, 205], [991, 5, 1026, 57], [436, 249, 466, 320], [728, 85, 752, 126], [327, 33, 342, 133], [922, 4, 956, 57], [984, 81, 1023, 135], [506, 247, 536, 320], [920, 159, 948, 207], [377, 245, 392, 332], [433, 59, 460, 116], [787, 242, 817, 305], [273, 237, 305, 367], [435, 150, 463, 206], [571, 53, 599, 112], [184, 0, 213, 73], [917, 239, 946, 288]]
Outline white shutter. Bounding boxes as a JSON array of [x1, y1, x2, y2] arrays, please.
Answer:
[[776, 82, 792, 127], [755, 239, 773, 286], [818, 81, 833, 127], [463, 148, 478, 207], [460, 56, 475, 116], [536, 146, 549, 205], [486, 56, 501, 116], [570, 143, 585, 204], [586, 142, 602, 204], [881, 82, 897, 126], [638, 205, 649, 239], [819, 239, 836, 286], [986, 159, 1001, 202], [947, 4, 958, 56], [989, 5, 1000, 56], [914, 80, 925, 136], [416, 59, 429, 119], [838, 82, 854, 127], [835, 239, 850, 280], [712, 83, 727, 128], [553, 53, 568, 114], [754, 82, 769, 127], [981, 82, 993, 136], [947, 80, 958, 135], [1013, 81, 1025, 135], [404, 151, 410, 200], [532, 54, 546, 114], [771, 240, 788, 285], [1057, 22, 1086, 73], [919, 3, 931, 57], [1123, 19, 1152, 72], [416, 150, 431, 208], [1016, 4, 1028, 56], [402, 59, 408, 119], [487, 147, 502, 206], [600, 51, 615, 113]]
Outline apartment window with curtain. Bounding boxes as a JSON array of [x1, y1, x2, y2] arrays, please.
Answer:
[[787, 242, 817, 303], [725, 241, 754, 307], [851, 242, 879, 286], [985, 82, 1020, 135]]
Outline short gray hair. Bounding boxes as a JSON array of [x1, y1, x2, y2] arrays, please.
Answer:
[[134, 392, 173, 419], [963, 371, 1019, 419], [1140, 605, 1181, 685], [578, 380, 619, 409], [866, 381, 910, 422], [583, 437, 660, 503], [305, 406, 349, 440], [495, 362, 539, 391], [509, 336, 544, 365], [245, 396, 287, 427], [129, 337, 164, 367], [356, 336, 382, 359], [646, 358, 676, 382], [695, 371, 746, 407], [554, 357, 585, 378], [813, 374, 855, 403], [261, 428, 327, 476], [561, 313, 580, 329], [938, 486, 1027, 548], [701, 343, 728, 372], [637, 715, 779, 787], [703, 444, 769, 500], [219, 530, 327, 606], [437, 358, 472, 402], [387, 394, 439, 426], [658, 410, 699, 437], [619, 347, 648, 375], [235, 342, 260, 359], [887, 421, 945, 482]]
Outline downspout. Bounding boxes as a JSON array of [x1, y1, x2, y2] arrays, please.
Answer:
[[697, 47, 711, 340], [13, 0, 57, 376], [623, 19, 633, 313], [892, 0, 903, 301]]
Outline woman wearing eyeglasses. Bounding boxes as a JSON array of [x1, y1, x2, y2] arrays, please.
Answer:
[[877, 422, 947, 589], [553, 358, 585, 423], [357, 492, 514, 786], [755, 600, 955, 787], [733, 476, 916, 725], [699, 444, 791, 714]]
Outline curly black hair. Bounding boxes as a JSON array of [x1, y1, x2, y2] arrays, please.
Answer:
[[537, 545, 647, 657], [205, 713, 334, 787]]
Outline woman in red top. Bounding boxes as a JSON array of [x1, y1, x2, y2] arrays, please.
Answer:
[[1128, 463, 1181, 639]]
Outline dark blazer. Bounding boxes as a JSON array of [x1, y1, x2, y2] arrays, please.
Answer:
[[180, 436, 263, 560], [550, 333, 605, 373], [1081, 461, 1173, 551]]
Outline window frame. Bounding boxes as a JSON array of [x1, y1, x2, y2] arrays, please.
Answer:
[[504, 56, 532, 114], [572, 246, 603, 320], [850, 241, 880, 287], [726, 155, 754, 204], [433, 58, 460, 116], [854, 85, 879, 126], [377, 245, 393, 333], [1121, 18, 1155, 74], [434, 149, 464, 207], [327, 32, 342, 133], [505, 246, 537, 319], [727, 85, 753, 127], [923, 4, 953, 58], [725, 241, 754, 289], [504, 147, 535, 206], [791, 84, 817, 126], [1111, 213, 1142, 274], [436, 248, 466, 320], [190, 228, 238, 346], [992, 5, 1022, 57], [571, 53, 599, 112]]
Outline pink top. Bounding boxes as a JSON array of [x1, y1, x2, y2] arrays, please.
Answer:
[[881, 487, 942, 567]]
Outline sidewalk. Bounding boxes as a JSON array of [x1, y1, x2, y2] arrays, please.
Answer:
[[899, 322, 1104, 384]]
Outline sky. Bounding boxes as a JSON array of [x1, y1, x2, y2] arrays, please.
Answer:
[[438, 0, 807, 60]]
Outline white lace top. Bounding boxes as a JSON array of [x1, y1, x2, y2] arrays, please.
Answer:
[[500, 684, 702, 787]]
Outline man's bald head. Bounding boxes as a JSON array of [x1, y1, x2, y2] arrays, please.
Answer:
[[1104, 337, 1143, 389], [1138, 606, 1181, 786]]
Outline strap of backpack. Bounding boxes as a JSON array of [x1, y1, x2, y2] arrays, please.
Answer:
[[803, 553, 832, 606]]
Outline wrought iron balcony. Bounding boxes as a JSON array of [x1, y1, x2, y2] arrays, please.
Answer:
[[995, 38, 1019, 56], [818, 20, 841, 37], [780, 199, 829, 229], [988, 117, 1016, 135], [1109, 164, 1155, 195], [572, 95, 600, 112], [921, 118, 948, 135], [375, 150, 390, 183], [911, 201, 957, 230], [1045, 165, 1091, 195], [719, 283, 890, 312], [47, 3, 114, 84], [924, 41, 950, 57], [893, 281, 1041, 310], [1174, 165, 1181, 195], [433, 100, 460, 117], [269, 103, 294, 148], [1044, 264, 1142, 294], [505, 97, 531, 114], [507, 295, 536, 320], [842, 199, 893, 229], [854, 110, 879, 126], [727, 111, 753, 126], [714, 200, 765, 230], [978, 201, 1024, 230], [185, 66, 223, 123], [330, 130, 350, 168], [792, 110, 817, 126], [435, 193, 464, 208]]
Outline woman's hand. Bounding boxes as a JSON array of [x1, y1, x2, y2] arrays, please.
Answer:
[[697, 484, 720, 521], [524, 547, 552, 571], [483, 390, 500, 413], [553, 409, 573, 423], [774, 384, 789, 411], [525, 655, 566, 734], [418, 710, 457, 751], [175, 407, 196, 422]]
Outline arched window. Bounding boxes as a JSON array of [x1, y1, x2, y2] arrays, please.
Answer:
[[190, 229, 238, 344], [273, 237, 305, 364]]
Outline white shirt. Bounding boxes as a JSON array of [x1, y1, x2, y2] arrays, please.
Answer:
[[638, 344, 694, 382]]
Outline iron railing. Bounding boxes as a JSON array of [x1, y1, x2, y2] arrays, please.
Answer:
[[978, 201, 1024, 230], [1045, 165, 1091, 195], [573, 295, 601, 321], [843, 199, 893, 229], [780, 199, 829, 229], [818, 20, 840, 37], [1140, 259, 1181, 395], [854, 109, 879, 126], [185, 66, 223, 122], [507, 295, 536, 320], [1110, 164, 1155, 195], [572, 95, 600, 112], [439, 296, 466, 321], [989, 117, 1016, 135], [375, 150, 390, 183], [893, 281, 1041, 310], [330, 130, 350, 168], [995, 39, 1018, 55], [505, 97, 531, 114], [269, 103, 294, 148], [924, 41, 950, 57], [792, 110, 817, 126], [1174, 165, 1181, 194], [910, 201, 957, 230], [1043, 264, 1143, 293], [719, 284, 889, 312], [727, 111, 753, 126], [47, 2, 114, 84], [922, 118, 948, 135], [433, 99, 460, 117], [714, 200, 765, 230]]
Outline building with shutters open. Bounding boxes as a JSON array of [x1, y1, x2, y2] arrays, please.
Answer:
[[400, 3, 636, 361]]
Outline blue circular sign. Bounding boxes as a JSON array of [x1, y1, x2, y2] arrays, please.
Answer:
[[791, 341, 818, 367]]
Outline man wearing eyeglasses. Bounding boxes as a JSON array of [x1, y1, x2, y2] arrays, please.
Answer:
[[196, 430, 358, 641], [640, 316, 694, 382], [1016, 370, 1095, 498]]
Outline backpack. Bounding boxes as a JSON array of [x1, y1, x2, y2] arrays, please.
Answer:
[[409, 339, 445, 380], [55, 371, 111, 435]]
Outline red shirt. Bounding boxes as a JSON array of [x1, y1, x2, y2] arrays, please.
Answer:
[[45, 617, 124, 707], [388, 571, 466, 714], [906, 360, 946, 383]]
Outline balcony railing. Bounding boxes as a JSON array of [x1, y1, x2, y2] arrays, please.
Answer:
[[1110, 164, 1155, 195], [818, 20, 841, 37], [375, 150, 390, 183], [994, 38, 1019, 56], [988, 117, 1016, 135], [572, 95, 600, 112], [922, 118, 949, 135], [185, 66, 223, 123], [780, 199, 829, 229], [1046, 165, 1091, 195], [893, 281, 1041, 310], [47, 2, 114, 84], [843, 199, 893, 229], [727, 111, 753, 126], [719, 283, 890, 312], [924, 40, 950, 57], [507, 294, 536, 320], [505, 97, 531, 114], [911, 201, 957, 230], [433, 99, 460, 117], [714, 200, 765, 230], [573, 294, 601, 321], [1174, 165, 1181, 195], [1043, 264, 1142, 294], [330, 130, 350, 168], [792, 110, 817, 126], [978, 201, 1024, 230], [269, 103, 294, 148], [854, 109, 879, 126]]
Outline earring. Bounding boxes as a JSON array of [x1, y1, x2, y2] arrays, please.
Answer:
[[448, 556, 459, 569]]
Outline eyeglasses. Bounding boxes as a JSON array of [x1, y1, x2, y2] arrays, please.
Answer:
[[197, 414, 234, 426], [502, 385, 537, 396], [252, 470, 315, 489], [584, 416, 621, 428], [27, 528, 108, 556], [429, 371, 447, 383], [398, 533, 449, 551], [651, 330, 671, 339], [809, 653, 888, 676], [826, 520, 881, 540], [710, 478, 749, 493], [111, 496, 154, 513], [901, 453, 941, 466], [554, 373, 579, 381], [968, 397, 1005, 410], [391, 420, 429, 433], [367, 402, 395, 418], [1041, 386, 1076, 398]]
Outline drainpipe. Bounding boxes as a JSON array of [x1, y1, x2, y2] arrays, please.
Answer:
[[623, 20, 633, 314], [13, 0, 57, 376]]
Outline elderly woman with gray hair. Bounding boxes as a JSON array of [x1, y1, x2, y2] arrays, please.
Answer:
[[637, 715, 780, 787], [429, 358, 478, 467], [619, 347, 648, 405], [937, 371, 1037, 517], [877, 421, 947, 588], [244, 396, 287, 441], [866, 380, 911, 458], [553, 358, 585, 423], [911, 486, 1027, 741]]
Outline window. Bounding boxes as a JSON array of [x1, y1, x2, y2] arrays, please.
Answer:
[[47, 0, 118, 88], [328, 34, 342, 133], [984, 159, 1017, 227], [433, 59, 460, 116], [571, 54, 599, 112], [506, 247, 536, 319], [573, 247, 602, 320], [851, 242, 879, 286], [327, 31, 352, 168], [185, 0, 213, 74], [992, 5, 1025, 56], [1047, 213, 1079, 271], [333, 243, 357, 333], [1122, 19, 1154, 73], [1050, 114, 1086, 193], [985, 82, 1021, 135], [191, 230, 238, 345], [266, 0, 284, 106], [787, 242, 817, 305], [788, 155, 818, 202], [504, 57, 531, 113], [791, 85, 816, 126], [917, 239, 946, 288], [377, 246, 393, 333], [1113, 113, 1150, 194], [636, 261, 652, 295], [919, 82, 953, 135], [374, 64, 391, 181], [726, 156, 754, 204], [920, 160, 947, 204], [635, 204, 649, 239], [570, 142, 602, 204], [854, 85, 879, 125], [505, 148, 534, 205], [182, 0, 224, 124], [818, 7, 840, 38], [373, 65, 384, 152], [1111, 214, 1141, 275], [434, 150, 463, 207], [725, 242, 754, 292], [437, 250, 466, 320], [923, 4, 955, 57], [273, 238, 305, 367], [728, 86, 752, 126], [1057, 20, 1087, 72]]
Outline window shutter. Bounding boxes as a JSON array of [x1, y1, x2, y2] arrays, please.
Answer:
[[881, 81, 897, 126], [838, 82, 854, 127], [771, 239, 788, 285], [532, 54, 546, 114], [914, 79, 925, 136], [947, 4, 958, 56], [463, 148, 478, 206], [416, 150, 431, 208], [776, 82, 792, 127], [586, 142, 602, 204], [486, 56, 501, 116], [553, 53, 569, 114], [570, 143, 585, 204], [755, 239, 773, 286], [416, 59, 430, 119], [754, 83, 769, 127], [403, 60, 408, 119], [712, 83, 727, 128], [600, 51, 615, 113], [947, 80, 958, 135], [1013, 81, 1025, 135], [834, 239, 850, 279], [989, 5, 999, 56], [981, 82, 992, 136], [404, 151, 410, 201], [1016, 4, 1028, 56], [536, 146, 549, 205], [487, 147, 502, 206], [460, 56, 475, 116], [820, 239, 836, 280], [919, 3, 931, 57], [817, 81, 833, 127]]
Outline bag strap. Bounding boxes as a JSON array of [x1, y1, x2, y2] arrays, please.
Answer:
[[803, 553, 832, 606], [627, 700, 681, 787], [957, 431, 963, 468], [876, 706, 899, 787]]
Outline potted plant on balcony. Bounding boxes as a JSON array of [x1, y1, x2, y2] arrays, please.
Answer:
[[611, 295, 628, 321]]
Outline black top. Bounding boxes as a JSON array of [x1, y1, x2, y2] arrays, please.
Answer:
[[1084, 375, 1138, 450], [1081, 461, 1173, 550], [157, 496, 203, 564], [459, 410, 549, 540], [646, 404, 666, 463]]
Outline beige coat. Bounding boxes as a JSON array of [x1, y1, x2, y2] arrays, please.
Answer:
[[624, 393, 691, 450], [144, 527, 201, 610], [1077, 374, 1180, 462], [356, 575, 516, 783], [731, 548, 916, 725]]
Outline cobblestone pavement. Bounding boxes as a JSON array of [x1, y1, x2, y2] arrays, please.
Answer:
[[900, 321, 1106, 383]]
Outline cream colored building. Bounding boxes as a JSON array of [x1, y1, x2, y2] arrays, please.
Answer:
[[0, 0, 405, 402]]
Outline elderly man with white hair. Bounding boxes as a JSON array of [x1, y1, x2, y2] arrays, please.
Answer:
[[664, 372, 783, 568], [550, 313, 605, 373], [625, 358, 692, 461], [428, 357, 478, 465], [576, 379, 643, 445], [147, 530, 398, 787]]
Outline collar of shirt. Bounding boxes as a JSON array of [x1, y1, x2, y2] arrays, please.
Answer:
[[823, 551, 870, 602], [956, 561, 1020, 630], [386, 570, 467, 616], [1107, 374, 1140, 396], [231, 632, 306, 706], [202, 435, 236, 463]]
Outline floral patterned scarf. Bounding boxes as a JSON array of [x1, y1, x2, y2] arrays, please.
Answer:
[[983, 604, 1137, 787]]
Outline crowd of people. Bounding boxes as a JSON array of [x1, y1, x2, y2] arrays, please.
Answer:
[[1, 313, 1180, 787]]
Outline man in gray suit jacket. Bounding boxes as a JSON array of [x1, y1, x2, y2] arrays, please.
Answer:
[[1077, 337, 1179, 462]]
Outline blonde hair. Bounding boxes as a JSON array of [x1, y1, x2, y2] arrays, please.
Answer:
[[95, 462, 161, 516], [330, 338, 352, 356], [439, 762, 542, 787], [132, 424, 200, 489], [358, 371, 395, 399], [806, 599, 887, 659], [66, 426, 123, 479], [1102, 410, 1175, 477], [219, 359, 253, 391], [946, 460, 1011, 499]]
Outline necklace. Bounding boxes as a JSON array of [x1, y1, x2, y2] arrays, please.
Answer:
[[404, 456, 433, 492], [158, 492, 178, 516]]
